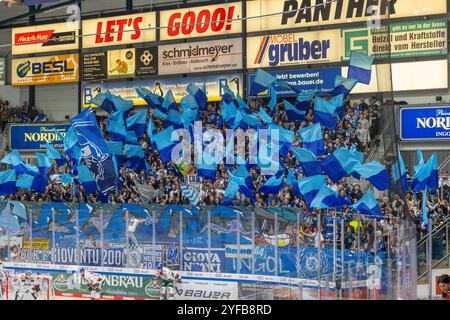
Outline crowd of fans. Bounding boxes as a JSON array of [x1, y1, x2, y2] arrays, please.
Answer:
[[0, 99, 48, 133]]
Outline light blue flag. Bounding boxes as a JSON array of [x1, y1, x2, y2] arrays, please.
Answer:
[[221, 100, 239, 125], [284, 99, 306, 121], [126, 110, 148, 138], [348, 51, 374, 85], [223, 180, 240, 203], [349, 144, 365, 164], [222, 84, 236, 104], [166, 109, 183, 128], [268, 85, 277, 111], [0, 169, 17, 196], [241, 112, 261, 129], [187, 83, 207, 109], [36, 153, 52, 176], [77, 165, 97, 194], [46, 143, 66, 167], [310, 184, 351, 209], [320, 147, 360, 183], [250, 69, 277, 96], [1, 149, 24, 166], [126, 130, 139, 145], [332, 75, 358, 98], [353, 161, 389, 191], [298, 123, 324, 156], [60, 173, 73, 184], [153, 126, 177, 163], [269, 123, 294, 143], [296, 175, 327, 207], [295, 90, 316, 111], [392, 149, 408, 193], [198, 151, 218, 181], [314, 95, 338, 129], [162, 90, 179, 111], [125, 144, 145, 170], [236, 92, 251, 112], [107, 110, 127, 142], [291, 147, 322, 177], [412, 153, 439, 191], [63, 127, 82, 164], [105, 90, 134, 112], [285, 169, 295, 185], [422, 188, 428, 227], [147, 115, 155, 142], [106, 141, 124, 166], [153, 108, 168, 120], [136, 87, 163, 111], [351, 189, 382, 217], [259, 173, 284, 195], [259, 107, 273, 124], [91, 92, 115, 113], [414, 148, 425, 173], [16, 174, 34, 189]]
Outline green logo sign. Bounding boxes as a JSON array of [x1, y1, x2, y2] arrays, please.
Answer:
[[344, 30, 369, 58]]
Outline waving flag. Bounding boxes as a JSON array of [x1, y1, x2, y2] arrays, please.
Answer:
[[297, 175, 327, 207], [77, 165, 98, 195], [353, 161, 389, 191], [241, 112, 261, 129], [422, 188, 428, 227], [285, 169, 296, 185], [221, 100, 240, 126], [310, 184, 351, 209], [126, 110, 148, 138], [198, 151, 218, 181], [295, 90, 315, 112], [268, 85, 277, 112], [348, 51, 374, 85], [351, 189, 382, 217], [228, 165, 256, 202], [107, 110, 127, 142], [223, 180, 240, 205], [125, 144, 145, 171], [180, 183, 201, 205], [411, 153, 438, 191], [0, 169, 17, 196], [105, 90, 134, 112], [237, 93, 251, 113], [46, 143, 66, 167], [166, 109, 183, 129], [298, 123, 324, 156], [16, 174, 34, 189], [1, 150, 30, 175], [91, 92, 115, 114], [71, 108, 116, 199], [259, 173, 284, 194], [106, 141, 124, 166], [163, 90, 179, 111], [292, 147, 322, 177], [147, 115, 155, 142], [187, 83, 207, 110], [284, 99, 306, 121], [36, 153, 52, 176], [332, 75, 358, 98], [136, 87, 163, 111], [222, 84, 237, 105], [63, 127, 82, 165], [259, 107, 273, 124], [392, 150, 408, 193], [250, 69, 277, 96], [313, 95, 338, 129], [320, 147, 360, 183], [153, 126, 177, 163], [414, 148, 425, 173]]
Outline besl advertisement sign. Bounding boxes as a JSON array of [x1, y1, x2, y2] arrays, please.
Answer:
[[158, 38, 242, 75], [399, 106, 450, 141], [343, 19, 448, 60], [82, 12, 156, 49], [11, 54, 79, 86], [9, 123, 70, 151], [12, 22, 79, 56], [160, 2, 242, 41], [247, 0, 447, 33], [83, 73, 243, 108], [247, 30, 341, 69]]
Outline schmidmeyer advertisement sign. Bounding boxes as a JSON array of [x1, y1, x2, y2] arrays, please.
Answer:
[[159, 38, 242, 75], [82, 12, 156, 49], [247, 30, 341, 69], [399, 106, 450, 141], [342, 19, 448, 60], [160, 2, 242, 41], [247, 0, 447, 33], [12, 22, 79, 56]]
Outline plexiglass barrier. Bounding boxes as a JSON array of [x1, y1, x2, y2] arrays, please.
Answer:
[[0, 202, 417, 300]]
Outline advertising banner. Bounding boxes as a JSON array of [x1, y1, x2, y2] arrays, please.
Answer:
[[247, 30, 341, 69], [83, 73, 243, 108], [83, 47, 157, 81], [9, 123, 70, 151], [399, 106, 450, 141], [158, 38, 242, 75], [342, 19, 448, 59], [248, 67, 341, 97], [246, 0, 447, 33], [82, 12, 156, 49], [160, 2, 242, 41], [0, 58, 5, 85], [12, 22, 79, 56], [11, 54, 79, 86]]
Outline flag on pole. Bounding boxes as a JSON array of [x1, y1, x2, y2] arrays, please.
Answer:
[[268, 85, 277, 112], [187, 83, 207, 110], [259, 173, 284, 194], [284, 99, 306, 121], [91, 92, 115, 113], [295, 90, 315, 112], [105, 90, 134, 112], [298, 123, 325, 156], [348, 51, 374, 85], [162, 90, 179, 111], [392, 149, 408, 193], [106, 141, 124, 166], [422, 188, 428, 227], [313, 96, 339, 129], [126, 110, 148, 138], [331, 75, 358, 98], [250, 69, 277, 96], [320, 147, 360, 183], [351, 189, 382, 217], [259, 107, 273, 124], [310, 184, 351, 209], [136, 87, 163, 111], [353, 161, 389, 191], [291, 147, 322, 177], [153, 126, 177, 163], [0, 169, 17, 196], [36, 153, 52, 176], [412, 153, 439, 191], [46, 143, 66, 167], [77, 165, 98, 194], [107, 110, 127, 142], [296, 175, 327, 208], [125, 144, 145, 171]]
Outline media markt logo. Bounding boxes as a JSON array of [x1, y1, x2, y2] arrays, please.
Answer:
[[344, 29, 369, 59], [17, 61, 31, 78]]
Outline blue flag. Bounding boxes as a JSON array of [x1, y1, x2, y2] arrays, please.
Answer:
[[46, 143, 66, 167], [268, 85, 277, 111], [187, 83, 207, 110], [162, 90, 179, 111], [147, 115, 155, 142], [105, 90, 134, 112], [291, 147, 322, 177], [198, 151, 218, 181], [106, 141, 124, 166], [250, 69, 277, 96], [313, 95, 339, 129], [125, 144, 145, 171], [414, 148, 425, 173], [259, 107, 273, 124], [353, 161, 389, 191], [0, 169, 17, 196], [153, 126, 177, 163], [1, 150, 31, 175], [284, 99, 306, 121], [126, 110, 148, 138], [310, 184, 351, 209], [296, 175, 327, 207], [332, 75, 358, 98], [348, 51, 374, 85], [392, 149, 408, 194], [422, 188, 428, 227], [63, 127, 82, 165], [411, 153, 439, 191], [136, 87, 163, 111], [77, 165, 98, 194], [259, 173, 284, 195], [320, 147, 360, 183], [91, 92, 115, 113], [351, 189, 382, 217], [295, 90, 315, 112], [36, 153, 52, 176], [298, 123, 324, 156], [107, 110, 127, 142]]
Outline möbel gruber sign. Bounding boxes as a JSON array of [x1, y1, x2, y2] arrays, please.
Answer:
[[246, 0, 447, 33], [11, 54, 79, 86], [158, 38, 242, 75], [160, 2, 242, 41], [9, 123, 70, 151], [399, 106, 450, 141], [12, 22, 79, 56], [82, 12, 156, 49], [342, 19, 448, 59], [247, 30, 341, 69]]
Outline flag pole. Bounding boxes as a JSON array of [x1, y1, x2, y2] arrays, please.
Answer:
[[427, 216, 433, 300]]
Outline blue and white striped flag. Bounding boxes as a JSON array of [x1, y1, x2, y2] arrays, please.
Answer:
[[180, 183, 201, 205]]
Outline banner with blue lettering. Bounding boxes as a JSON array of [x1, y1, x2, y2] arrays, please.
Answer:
[[399, 106, 450, 141], [9, 124, 70, 151], [248, 68, 341, 97]]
